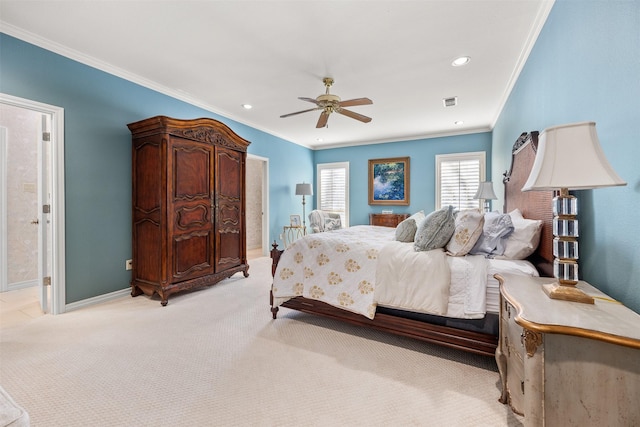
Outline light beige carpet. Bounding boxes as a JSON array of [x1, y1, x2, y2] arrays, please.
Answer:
[[0, 257, 523, 426]]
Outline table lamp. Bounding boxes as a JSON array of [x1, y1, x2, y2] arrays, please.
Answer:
[[473, 181, 497, 212], [522, 122, 626, 303], [295, 182, 313, 231]]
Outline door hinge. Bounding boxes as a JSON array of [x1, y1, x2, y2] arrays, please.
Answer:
[[43, 132, 51, 141], [43, 204, 51, 213], [43, 276, 52, 286]]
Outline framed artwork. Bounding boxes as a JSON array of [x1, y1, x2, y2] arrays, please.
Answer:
[[368, 157, 410, 205], [290, 214, 301, 227]]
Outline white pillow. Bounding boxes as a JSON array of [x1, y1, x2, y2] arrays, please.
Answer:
[[501, 209, 543, 260], [446, 209, 485, 256]]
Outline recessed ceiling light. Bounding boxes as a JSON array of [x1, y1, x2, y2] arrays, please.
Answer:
[[454, 121, 464, 125], [452, 56, 470, 67], [241, 104, 252, 109], [316, 138, 324, 142]]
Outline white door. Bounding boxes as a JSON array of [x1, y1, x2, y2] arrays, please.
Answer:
[[37, 113, 52, 312], [0, 94, 65, 314]]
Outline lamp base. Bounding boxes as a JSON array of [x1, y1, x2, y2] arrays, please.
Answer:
[[542, 282, 594, 304]]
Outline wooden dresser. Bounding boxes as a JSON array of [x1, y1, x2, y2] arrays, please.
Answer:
[[495, 273, 640, 426], [128, 116, 250, 305], [369, 213, 409, 227]]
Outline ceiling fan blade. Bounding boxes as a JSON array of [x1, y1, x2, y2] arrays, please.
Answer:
[[280, 107, 321, 118], [337, 108, 372, 123], [316, 111, 330, 128], [299, 97, 320, 105], [338, 97, 373, 107]]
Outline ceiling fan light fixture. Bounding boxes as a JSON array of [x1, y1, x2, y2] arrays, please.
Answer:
[[452, 56, 471, 67], [280, 77, 373, 128]]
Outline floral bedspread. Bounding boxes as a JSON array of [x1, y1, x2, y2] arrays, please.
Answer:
[[272, 225, 394, 319]]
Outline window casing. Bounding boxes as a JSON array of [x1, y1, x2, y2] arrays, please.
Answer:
[[435, 152, 486, 211], [316, 162, 349, 227]]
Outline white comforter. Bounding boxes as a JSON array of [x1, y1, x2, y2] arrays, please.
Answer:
[[272, 225, 491, 320], [272, 225, 392, 319], [375, 241, 489, 318]]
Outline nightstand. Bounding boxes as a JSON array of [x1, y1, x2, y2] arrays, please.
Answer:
[[282, 225, 305, 248], [369, 213, 409, 227], [495, 273, 640, 426]]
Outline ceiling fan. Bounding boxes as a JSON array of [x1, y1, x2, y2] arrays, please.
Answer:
[[280, 77, 373, 128]]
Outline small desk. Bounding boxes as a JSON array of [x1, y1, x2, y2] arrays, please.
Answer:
[[283, 225, 305, 248], [495, 273, 640, 426]]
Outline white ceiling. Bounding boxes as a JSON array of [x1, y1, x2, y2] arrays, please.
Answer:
[[0, 1, 554, 150]]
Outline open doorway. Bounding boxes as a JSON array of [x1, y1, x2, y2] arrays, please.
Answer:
[[0, 93, 65, 315], [246, 154, 269, 258]]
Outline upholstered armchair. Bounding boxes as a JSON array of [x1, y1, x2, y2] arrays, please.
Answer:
[[308, 210, 342, 233]]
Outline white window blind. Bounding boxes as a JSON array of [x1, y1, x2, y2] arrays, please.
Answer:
[[436, 152, 485, 211], [317, 162, 349, 227]]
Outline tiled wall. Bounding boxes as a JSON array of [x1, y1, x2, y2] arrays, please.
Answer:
[[1, 103, 39, 285], [245, 157, 263, 250]]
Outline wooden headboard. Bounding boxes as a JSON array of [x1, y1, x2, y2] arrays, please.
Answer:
[[503, 131, 554, 277]]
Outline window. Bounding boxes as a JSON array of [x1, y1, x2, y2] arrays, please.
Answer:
[[435, 152, 486, 211], [316, 162, 349, 227]]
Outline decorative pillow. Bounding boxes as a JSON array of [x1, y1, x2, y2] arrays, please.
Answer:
[[469, 211, 514, 256], [395, 210, 425, 242], [324, 217, 342, 231], [308, 210, 342, 233], [446, 209, 485, 256], [414, 206, 456, 252], [500, 209, 543, 260]]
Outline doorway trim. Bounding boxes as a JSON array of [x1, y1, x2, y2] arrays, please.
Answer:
[[0, 93, 66, 314], [247, 153, 269, 256]]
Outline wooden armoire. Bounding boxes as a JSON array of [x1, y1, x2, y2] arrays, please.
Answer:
[[128, 116, 251, 305]]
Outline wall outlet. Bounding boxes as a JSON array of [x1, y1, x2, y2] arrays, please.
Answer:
[[125, 259, 133, 270]]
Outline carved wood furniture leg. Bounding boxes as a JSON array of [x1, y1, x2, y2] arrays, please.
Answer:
[[495, 345, 508, 404], [270, 289, 279, 319]]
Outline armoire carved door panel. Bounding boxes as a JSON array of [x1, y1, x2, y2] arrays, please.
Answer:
[[215, 146, 244, 271], [132, 137, 163, 285], [169, 138, 215, 281]]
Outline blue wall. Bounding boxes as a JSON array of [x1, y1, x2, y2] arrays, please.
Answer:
[[0, 33, 313, 303], [493, 0, 640, 312], [314, 132, 492, 225], [4, 0, 638, 314]]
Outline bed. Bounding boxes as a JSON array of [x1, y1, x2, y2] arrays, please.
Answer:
[[270, 131, 553, 356]]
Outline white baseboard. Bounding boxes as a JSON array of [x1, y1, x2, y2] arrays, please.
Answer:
[[8, 279, 38, 291], [64, 288, 131, 312]]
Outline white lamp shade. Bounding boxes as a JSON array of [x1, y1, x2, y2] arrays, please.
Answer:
[[522, 122, 626, 191], [473, 181, 497, 200], [295, 183, 313, 196]]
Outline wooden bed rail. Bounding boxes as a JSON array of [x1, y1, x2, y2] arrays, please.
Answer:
[[269, 240, 498, 357]]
